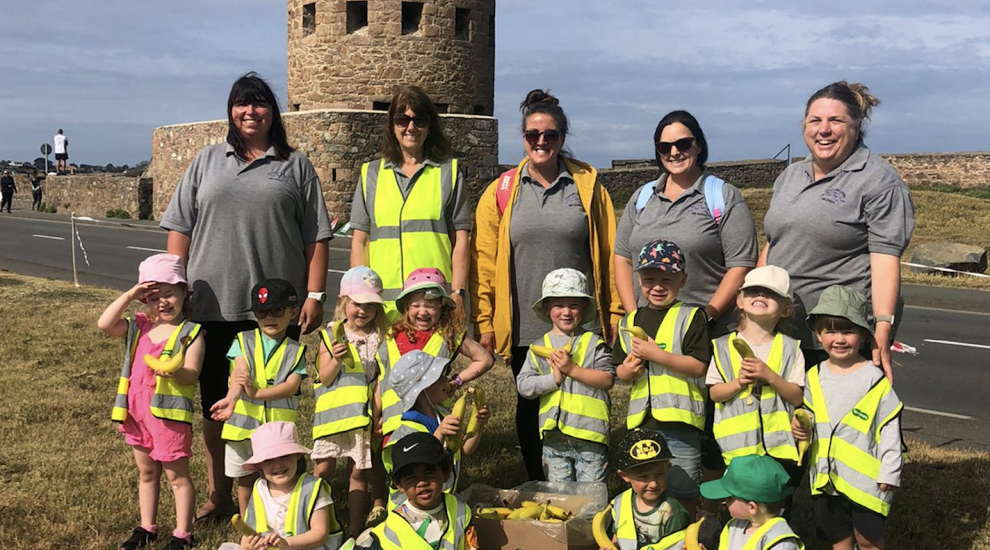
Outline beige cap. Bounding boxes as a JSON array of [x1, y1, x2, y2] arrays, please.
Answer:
[[740, 265, 792, 299]]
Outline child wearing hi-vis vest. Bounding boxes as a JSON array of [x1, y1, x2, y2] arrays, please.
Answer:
[[613, 239, 711, 485], [792, 286, 904, 550], [211, 278, 307, 516], [516, 268, 614, 482], [344, 432, 477, 550], [699, 454, 804, 550], [100, 253, 205, 550], [314, 266, 388, 539], [707, 266, 805, 517]]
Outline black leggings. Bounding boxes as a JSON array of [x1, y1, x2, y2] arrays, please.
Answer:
[[511, 346, 546, 481]]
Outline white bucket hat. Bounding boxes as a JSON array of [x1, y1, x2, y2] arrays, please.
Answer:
[[531, 268, 598, 325]]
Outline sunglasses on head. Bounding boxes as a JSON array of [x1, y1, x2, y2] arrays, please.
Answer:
[[655, 137, 695, 155], [254, 307, 286, 319], [394, 114, 429, 128], [523, 129, 562, 146]]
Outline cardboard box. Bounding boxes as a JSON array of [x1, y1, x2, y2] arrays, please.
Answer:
[[460, 483, 607, 550]]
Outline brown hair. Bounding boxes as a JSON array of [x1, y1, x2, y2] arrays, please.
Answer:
[[226, 72, 294, 160], [520, 89, 573, 158], [392, 293, 465, 354], [811, 314, 871, 338], [332, 296, 388, 343], [804, 81, 881, 139], [382, 85, 452, 165]]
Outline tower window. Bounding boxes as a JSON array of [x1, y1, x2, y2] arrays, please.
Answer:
[[302, 3, 316, 37], [372, 101, 390, 111], [402, 2, 423, 35], [455, 8, 471, 41], [489, 13, 495, 46], [473, 104, 485, 115], [435, 103, 449, 114], [347, 1, 368, 34]]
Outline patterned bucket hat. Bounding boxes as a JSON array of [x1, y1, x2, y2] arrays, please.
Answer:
[[531, 268, 598, 325]]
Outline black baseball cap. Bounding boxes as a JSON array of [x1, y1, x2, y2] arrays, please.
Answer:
[[391, 432, 446, 475], [251, 278, 299, 311], [616, 429, 674, 471]]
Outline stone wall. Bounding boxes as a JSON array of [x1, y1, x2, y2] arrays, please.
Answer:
[[287, 0, 495, 114], [147, 109, 499, 219], [884, 152, 990, 189], [40, 174, 152, 218]]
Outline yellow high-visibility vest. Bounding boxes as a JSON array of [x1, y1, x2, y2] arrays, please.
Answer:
[[245, 473, 342, 550], [366, 494, 472, 550], [717, 517, 804, 550], [312, 324, 372, 440]]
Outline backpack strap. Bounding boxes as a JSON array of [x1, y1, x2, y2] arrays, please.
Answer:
[[634, 180, 659, 213], [704, 175, 726, 226], [495, 168, 519, 216]]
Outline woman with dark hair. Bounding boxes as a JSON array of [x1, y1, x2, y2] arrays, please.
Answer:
[[470, 89, 620, 481], [349, 85, 470, 315], [761, 81, 914, 382], [615, 110, 757, 338], [161, 72, 334, 522]]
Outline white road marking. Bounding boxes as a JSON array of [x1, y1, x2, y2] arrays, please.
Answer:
[[923, 339, 990, 350], [126, 246, 166, 253], [32, 234, 64, 240], [904, 406, 973, 420], [905, 305, 990, 317]]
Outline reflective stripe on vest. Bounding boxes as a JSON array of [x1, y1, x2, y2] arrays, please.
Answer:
[[313, 326, 372, 439], [245, 473, 342, 549], [618, 305, 706, 430], [533, 332, 611, 445], [712, 332, 800, 464], [717, 518, 805, 550], [371, 493, 472, 550], [611, 489, 639, 550], [806, 364, 903, 516], [362, 159, 457, 302], [379, 331, 464, 436], [222, 330, 305, 442], [384, 419, 462, 495], [112, 317, 202, 424]]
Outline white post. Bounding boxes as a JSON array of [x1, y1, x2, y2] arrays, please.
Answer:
[[71, 212, 79, 287]]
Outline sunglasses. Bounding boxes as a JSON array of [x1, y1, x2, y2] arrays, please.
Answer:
[[394, 114, 429, 128], [523, 129, 562, 146], [655, 137, 696, 155], [254, 307, 287, 319]]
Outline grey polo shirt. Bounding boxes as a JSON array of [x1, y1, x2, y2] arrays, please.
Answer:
[[349, 158, 472, 234], [161, 143, 334, 322], [509, 162, 598, 346], [614, 172, 758, 337], [764, 143, 915, 347]]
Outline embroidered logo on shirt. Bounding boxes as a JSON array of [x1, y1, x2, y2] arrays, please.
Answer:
[[689, 202, 710, 217], [267, 170, 290, 182], [565, 194, 583, 208], [820, 188, 847, 204]]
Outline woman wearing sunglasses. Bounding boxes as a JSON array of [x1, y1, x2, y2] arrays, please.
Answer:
[[470, 89, 621, 481], [761, 82, 914, 383], [349, 85, 471, 316]]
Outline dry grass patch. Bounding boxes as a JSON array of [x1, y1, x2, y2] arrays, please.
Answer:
[[1, 271, 989, 549]]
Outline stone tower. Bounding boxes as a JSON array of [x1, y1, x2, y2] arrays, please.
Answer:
[[286, 0, 496, 115]]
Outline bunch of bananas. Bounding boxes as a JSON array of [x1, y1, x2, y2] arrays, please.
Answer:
[[475, 500, 573, 523], [731, 338, 757, 405], [446, 387, 486, 453], [144, 338, 189, 374], [530, 340, 572, 359], [793, 409, 814, 466]]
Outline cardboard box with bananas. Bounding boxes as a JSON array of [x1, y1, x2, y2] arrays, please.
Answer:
[[459, 482, 608, 550]]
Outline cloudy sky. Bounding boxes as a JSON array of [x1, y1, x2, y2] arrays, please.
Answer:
[[1, 0, 988, 168]]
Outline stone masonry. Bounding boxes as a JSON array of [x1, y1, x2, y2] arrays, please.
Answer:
[[38, 174, 152, 218], [287, 0, 495, 114]]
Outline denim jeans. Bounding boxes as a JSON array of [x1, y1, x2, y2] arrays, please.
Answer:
[[542, 430, 608, 483], [638, 421, 703, 483]]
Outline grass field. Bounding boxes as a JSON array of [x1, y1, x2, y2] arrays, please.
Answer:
[[1, 272, 989, 550]]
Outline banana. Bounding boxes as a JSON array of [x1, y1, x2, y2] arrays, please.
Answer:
[[732, 337, 757, 405], [332, 321, 354, 368], [231, 513, 258, 537], [507, 505, 545, 520], [145, 339, 187, 374], [475, 507, 512, 519], [683, 516, 705, 550], [619, 326, 649, 341], [545, 503, 573, 521], [463, 387, 486, 441], [530, 341, 573, 359], [592, 504, 617, 550], [794, 409, 814, 466], [519, 501, 541, 508], [447, 387, 482, 453]]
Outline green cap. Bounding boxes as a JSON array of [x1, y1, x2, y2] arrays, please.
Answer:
[[699, 455, 793, 503], [807, 285, 872, 333]]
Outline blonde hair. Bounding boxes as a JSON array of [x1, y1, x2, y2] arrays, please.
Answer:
[[332, 295, 388, 342], [392, 294, 465, 353]]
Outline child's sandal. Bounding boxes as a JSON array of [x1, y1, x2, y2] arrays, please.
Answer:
[[119, 527, 157, 550], [158, 535, 195, 550]]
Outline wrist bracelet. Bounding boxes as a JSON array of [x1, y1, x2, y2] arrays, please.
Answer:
[[453, 375, 464, 388]]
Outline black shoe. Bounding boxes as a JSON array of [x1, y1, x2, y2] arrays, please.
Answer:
[[158, 535, 195, 550], [120, 527, 157, 550]]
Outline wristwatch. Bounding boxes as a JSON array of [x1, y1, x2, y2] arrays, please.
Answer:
[[874, 314, 895, 325], [307, 291, 328, 303], [453, 288, 467, 299]]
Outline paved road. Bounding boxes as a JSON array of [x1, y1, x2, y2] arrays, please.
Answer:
[[2, 211, 989, 451]]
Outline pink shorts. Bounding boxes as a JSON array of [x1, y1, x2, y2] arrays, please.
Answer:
[[118, 387, 192, 463]]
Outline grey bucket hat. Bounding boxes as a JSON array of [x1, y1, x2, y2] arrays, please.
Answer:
[[807, 285, 872, 333], [531, 268, 598, 325], [389, 351, 452, 413]]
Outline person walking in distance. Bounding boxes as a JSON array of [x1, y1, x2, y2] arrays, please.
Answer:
[[54, 129, 69, 174], [0, 170, 16, 213]]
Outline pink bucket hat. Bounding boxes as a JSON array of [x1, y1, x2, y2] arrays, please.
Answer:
[[242, 421, 312, 470], [137, 253, 192, 299], [339, 266, 384, 304], [395, 267, 453, 311]]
